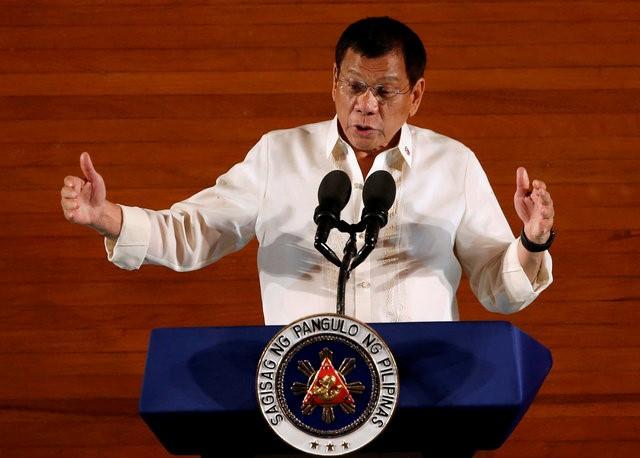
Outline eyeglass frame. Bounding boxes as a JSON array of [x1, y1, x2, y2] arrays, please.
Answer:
[[334, 71, 413, 104]]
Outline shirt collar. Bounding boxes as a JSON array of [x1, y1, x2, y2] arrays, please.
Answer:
[[325, 116, 413, 167]]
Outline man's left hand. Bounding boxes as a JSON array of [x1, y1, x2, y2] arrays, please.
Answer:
[[514, 167, 554, 243]]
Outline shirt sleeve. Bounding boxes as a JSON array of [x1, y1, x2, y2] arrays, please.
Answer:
[[454, 148, 553, 314], [104, 135, 269, 271]]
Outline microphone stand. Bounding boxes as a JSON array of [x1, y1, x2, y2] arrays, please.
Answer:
[[336, 231, 358, 316], [321, 220, 366, 316]]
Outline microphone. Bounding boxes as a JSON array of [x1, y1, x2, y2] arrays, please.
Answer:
[[313, 171, 352, 266], [350, 170, 396, 270]]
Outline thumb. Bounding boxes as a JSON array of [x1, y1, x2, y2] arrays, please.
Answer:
[[515, 166, 530, 198], [80, 152, 100, 183]]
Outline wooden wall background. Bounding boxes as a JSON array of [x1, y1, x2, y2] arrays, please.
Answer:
[[1, 0, 639, 456]]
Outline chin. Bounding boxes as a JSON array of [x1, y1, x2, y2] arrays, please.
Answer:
[[347, 135, 379, 151]]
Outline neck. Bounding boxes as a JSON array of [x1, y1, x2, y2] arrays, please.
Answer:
[[356, 153, 376, 178]]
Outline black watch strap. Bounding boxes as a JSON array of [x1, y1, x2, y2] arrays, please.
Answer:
[[520, 228, 555, 252]]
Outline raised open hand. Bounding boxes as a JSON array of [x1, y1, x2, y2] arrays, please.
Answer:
[[60, 152, 107, 226], [514, 167, 554, 243]]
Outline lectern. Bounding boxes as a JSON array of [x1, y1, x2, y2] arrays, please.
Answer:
[[139, 321, 551, 456]]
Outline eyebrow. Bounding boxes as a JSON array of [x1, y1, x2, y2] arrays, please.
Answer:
[[342, 69, 401, 83]]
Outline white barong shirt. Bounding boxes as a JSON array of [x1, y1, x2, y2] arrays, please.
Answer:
[[106, 118, 552, 325]]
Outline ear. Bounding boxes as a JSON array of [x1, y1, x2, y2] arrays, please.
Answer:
[[332, 63, 338, 102], [408, 77, 426, 117]]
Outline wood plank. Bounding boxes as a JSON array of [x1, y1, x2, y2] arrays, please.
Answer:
[[466, 137, 640, 161], [1, 22, 639, 49], [3, 44, 640, 74], [0, 118, 310, 143], [527, 398, 640, 418], [1, 299, 637, 331], [509, 417, 640, 442], [2, 142, 257, 167], [3, 159, 639, 190], [3, 136, 639, 169], [458, 275, 640, 302], [0, 353, 145, 377], [510, 323, 640, 347], [482, 159, 640, 184], [0, 446, 167, 458], [540, 371, 640, 396], [0, 373, 143, 398], [459, 302, 640, 326], [9, 183, 640, 216], [429, 43, 640, 69], [0, 419, 156, 447], [2, 90, 638, 121], [2, 3, 640, 26], [0, 0, 629, 4], [0, 94, 335, 120], [1, 114, 639, 145], [1, 322, 638, 355], [491, 440, 640, 458], [4, 203, 640, 234], [1, 68, 640, 96], [1, 239, 638, 277], [0, 302, 264, 331], [0, 280, 267, 308], [0, 329, 161, 353], [2, 219, 640, 248]]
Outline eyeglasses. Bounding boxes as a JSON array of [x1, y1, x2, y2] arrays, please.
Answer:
[[336, 75, 411, 104]]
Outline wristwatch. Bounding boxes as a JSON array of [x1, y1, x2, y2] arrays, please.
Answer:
[[520, 228, 555, 252]]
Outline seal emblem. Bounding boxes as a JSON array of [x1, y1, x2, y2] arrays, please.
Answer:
[[257, 314, 399, 455]]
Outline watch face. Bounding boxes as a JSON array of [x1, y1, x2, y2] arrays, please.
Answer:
[[257, 314, 399, 455]]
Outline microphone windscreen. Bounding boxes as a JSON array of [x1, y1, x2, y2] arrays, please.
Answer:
[[363, 171, 396, 212], [318, 170, 352, 214]]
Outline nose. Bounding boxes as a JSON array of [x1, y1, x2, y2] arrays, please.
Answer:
[[354, 87, 379, 115]]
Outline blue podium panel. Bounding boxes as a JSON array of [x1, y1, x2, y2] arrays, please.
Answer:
[[140, 321, 551, 455]]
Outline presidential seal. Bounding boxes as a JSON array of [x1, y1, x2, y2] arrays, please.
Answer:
[[256, 314, 399, 455]]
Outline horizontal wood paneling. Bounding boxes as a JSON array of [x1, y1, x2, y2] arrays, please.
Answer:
[[3, 91, 640, 120], [3, 137, 639, 168], [1, 114, 639, 145], [4, 43, 640, 73], [3, 160, 640, 190], [2, 3, 640, 26], [2, 68, 639, 96], [7, 184, 640, 213], [1, 1, 639, 456], [2, 22, 640, 49]]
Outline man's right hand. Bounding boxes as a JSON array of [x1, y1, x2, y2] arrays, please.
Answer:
[[60, 152, 122, 239]]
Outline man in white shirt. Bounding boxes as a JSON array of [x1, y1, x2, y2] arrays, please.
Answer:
[[60, 17, 554, 325]]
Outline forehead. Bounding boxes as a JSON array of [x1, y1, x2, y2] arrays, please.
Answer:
[[339, 48, 408, 82]]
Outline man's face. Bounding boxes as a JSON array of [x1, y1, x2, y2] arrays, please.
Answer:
[[332, 48, 425, 156]]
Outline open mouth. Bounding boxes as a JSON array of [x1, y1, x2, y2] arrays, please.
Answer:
[[354, 125, 375, 133]]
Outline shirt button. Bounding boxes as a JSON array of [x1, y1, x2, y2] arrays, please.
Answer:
[[358, 281, 370, 289]]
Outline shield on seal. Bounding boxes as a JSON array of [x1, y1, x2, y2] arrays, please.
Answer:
[[256, 314, 399, 455]]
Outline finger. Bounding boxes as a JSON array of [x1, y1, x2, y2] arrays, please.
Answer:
[[64, 175, 84, 193], [63, 208, 78, 222], [61, 187, 78, 198], [80, 152, 100, 183], [61, 198, 79, 211], [532, 179, 547, 191], [531, 189, 553, 208], [539, 191, 553, 205], [515, 167, 530, 197]]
